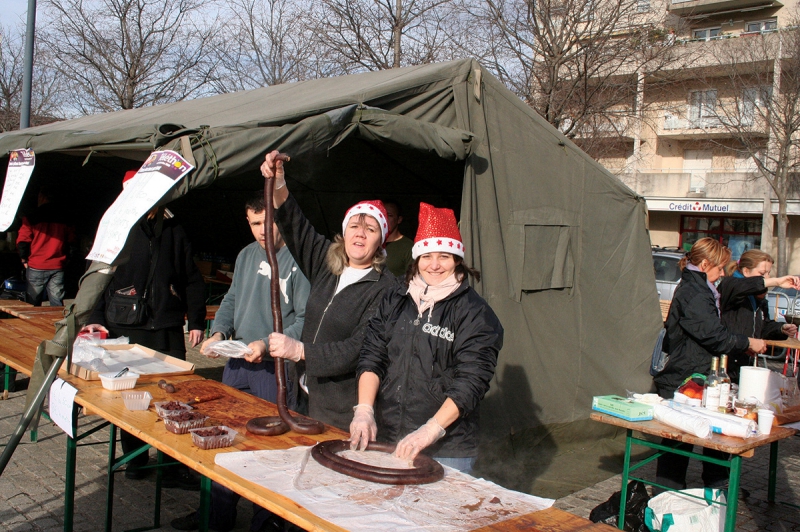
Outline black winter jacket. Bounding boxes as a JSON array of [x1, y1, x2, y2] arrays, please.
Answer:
[[89, 217, 206, 332], [357, 279, 503, 458], [719, 275, 786, 383], [654, 267, 750, 392], [275, 194, 396, 431]]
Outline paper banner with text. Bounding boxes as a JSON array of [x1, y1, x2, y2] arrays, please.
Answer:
[[87, 150, 193, 263], [0, 148, 36, 231], [49, 378, 79, 438]]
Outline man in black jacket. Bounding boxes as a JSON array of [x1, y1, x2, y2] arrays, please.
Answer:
[[83, 205, 206, 483]]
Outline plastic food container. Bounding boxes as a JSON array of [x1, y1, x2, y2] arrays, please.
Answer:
[[153, 401, 193, 418], [99, 372, 140, 391], [163, 411, 208, 434], [190, 425, 237, 450], [121, 391, 152, 411]]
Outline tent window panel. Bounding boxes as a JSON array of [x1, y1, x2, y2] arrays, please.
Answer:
[[522, 225, 574, 291]]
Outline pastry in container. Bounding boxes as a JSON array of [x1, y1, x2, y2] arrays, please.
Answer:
[[189, 425, 237, 450], [154, 400, 193, 418], [163, 410, 208, 434]]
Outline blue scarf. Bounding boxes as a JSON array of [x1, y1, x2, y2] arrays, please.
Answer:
[[733, 270, 759, 311], [687, 263, 721, 315]]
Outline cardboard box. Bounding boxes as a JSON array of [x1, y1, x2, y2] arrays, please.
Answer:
[[592, 395, 654, 421], [67, 344, 194, 381]]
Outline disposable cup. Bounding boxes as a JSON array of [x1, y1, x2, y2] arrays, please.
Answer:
[[757, 409, 774, 435]]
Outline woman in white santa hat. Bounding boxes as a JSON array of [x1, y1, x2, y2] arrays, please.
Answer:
[[259, 151, 396, 431], [350, 202, 504, 473]]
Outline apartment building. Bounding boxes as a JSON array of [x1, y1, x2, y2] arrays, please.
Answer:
[[596, 0, 800, 270]]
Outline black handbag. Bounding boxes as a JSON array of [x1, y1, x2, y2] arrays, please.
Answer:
[[106, 291, 148, 326], [105, 217, 163, 327]]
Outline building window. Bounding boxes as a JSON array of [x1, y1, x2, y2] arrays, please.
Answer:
[[637, 0, 650, 12], [693, 27, 722, 41], [741, 86, 772, 125], [745, 19, 777, 33], [680, 216, 762, 259], [689, 89, 717, 120]]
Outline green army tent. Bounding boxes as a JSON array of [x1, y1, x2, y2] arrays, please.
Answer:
[[0, 59, 662, 496]]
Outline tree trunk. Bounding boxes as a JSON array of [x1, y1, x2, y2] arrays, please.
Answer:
[[777, 198, 789, 276], [393, 0, 402, 69]]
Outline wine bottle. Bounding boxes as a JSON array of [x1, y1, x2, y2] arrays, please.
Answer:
[[703, 356, 721, 411], [718, 355, 732, 413]]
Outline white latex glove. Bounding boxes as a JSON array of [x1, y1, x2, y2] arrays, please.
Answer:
[[349, 404, 377, 451], [200, 332, 225, 358], [268, 332, 304, 362], [394, 417, 446, 461]]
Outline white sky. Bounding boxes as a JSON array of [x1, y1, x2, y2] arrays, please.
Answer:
[[2, 0, 34, 26]]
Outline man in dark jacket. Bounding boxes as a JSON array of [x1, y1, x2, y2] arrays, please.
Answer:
[[83, 207, 205, 483]]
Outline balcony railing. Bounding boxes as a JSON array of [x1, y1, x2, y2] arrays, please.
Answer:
[[664, 116, 723, 130]]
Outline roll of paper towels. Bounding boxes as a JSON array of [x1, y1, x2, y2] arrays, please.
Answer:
[[739, 366, 771, 404]]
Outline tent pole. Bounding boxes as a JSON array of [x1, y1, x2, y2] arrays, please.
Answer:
[[0, 353, 63, 475], [20, 0, 38, 129]]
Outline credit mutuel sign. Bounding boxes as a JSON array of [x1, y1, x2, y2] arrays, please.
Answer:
[[646, 198, 800, 215]]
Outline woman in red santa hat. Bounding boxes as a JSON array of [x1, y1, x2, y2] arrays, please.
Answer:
[[349, 202, 504, 473], [259, 151, 396, 431]]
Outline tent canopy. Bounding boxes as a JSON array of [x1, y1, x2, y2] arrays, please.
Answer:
[[0, 59, 662, 496]]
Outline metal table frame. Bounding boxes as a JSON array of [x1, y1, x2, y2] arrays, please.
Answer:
[[615, 428, 783, 531]]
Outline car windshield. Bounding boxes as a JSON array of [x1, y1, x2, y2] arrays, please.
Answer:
[[653, 256, 681, 282]]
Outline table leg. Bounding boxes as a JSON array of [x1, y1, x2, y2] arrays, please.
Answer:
[[64, 403, 80, 532], [154, 451, 164, 528], [617, 429, 633, 530], [724, 455, 741, 532], [768, 441, 778, 503], [198, 475, 212, 532], [105, 425, 117, 532]]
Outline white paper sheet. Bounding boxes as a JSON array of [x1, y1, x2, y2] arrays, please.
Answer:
[[216, 447, 553, 531], [49, 378, 79, 438], [0, 148, 36, 231], [87, 150, 193, 263]]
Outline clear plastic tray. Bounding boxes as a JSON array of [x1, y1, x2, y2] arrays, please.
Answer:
[[190, 425, 237, 450], [153, 400, 193, 418], [99, 372, 140, 391], [121, 390, 152, 411], [163, 411, 208, 434]]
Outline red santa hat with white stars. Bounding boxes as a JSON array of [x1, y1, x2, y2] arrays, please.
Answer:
[[412, 202, 464, 259], [341, 200, 389, 245]]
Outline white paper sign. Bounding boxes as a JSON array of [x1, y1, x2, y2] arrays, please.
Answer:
[[49, 378, 79, 438], [86, 150, 193, 263], [0, 148, 36, 231]]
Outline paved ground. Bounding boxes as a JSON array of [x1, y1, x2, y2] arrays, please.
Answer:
[[1, 341, 799, 531]]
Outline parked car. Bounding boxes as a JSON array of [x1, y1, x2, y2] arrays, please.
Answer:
[[767, 287, 800, 322], [652, 247, 683, 301]]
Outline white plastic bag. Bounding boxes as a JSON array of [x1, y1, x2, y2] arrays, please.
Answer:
[[71, 336, 130, 363], [644, 488, 726, 532], [204, 340, 252, 358]]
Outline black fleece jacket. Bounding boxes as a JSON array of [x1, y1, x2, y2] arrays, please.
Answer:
[[89, 217, 206, 332], [654, 267, 750, 392], [718, 275, 786, 382], [275, 194, 396, 431], [358, 279, 503, 458]]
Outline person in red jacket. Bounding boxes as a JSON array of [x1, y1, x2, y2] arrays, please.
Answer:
[[16, 186, 76, 306]]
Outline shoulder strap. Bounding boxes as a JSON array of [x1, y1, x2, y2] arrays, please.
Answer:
[[143, 208, 165, 299]]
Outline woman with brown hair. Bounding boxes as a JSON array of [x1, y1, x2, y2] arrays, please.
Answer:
[[719, 249, 800, 383], [653, 237, 766, 490]]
